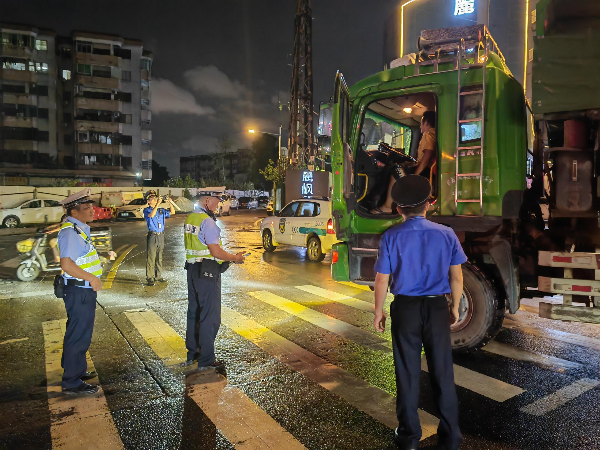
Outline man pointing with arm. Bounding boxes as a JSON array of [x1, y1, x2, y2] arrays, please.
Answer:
[[373, 175, 466, 450]]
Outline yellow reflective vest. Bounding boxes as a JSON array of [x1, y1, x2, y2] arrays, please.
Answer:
[[58, 222, 103, 279], [184, 212, 222, 264]]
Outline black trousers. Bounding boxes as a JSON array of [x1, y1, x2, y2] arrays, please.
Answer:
[[390, 295, 461, 449], [61, 285, 97, 389], [185, 262, 221, 366], [146, 231, 164, 281]]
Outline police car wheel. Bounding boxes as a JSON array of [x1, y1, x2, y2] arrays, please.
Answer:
[[17, 264, 40, 281], [262, 230, 276, 252], [450, 262, 504, 353], [307, 236, 325, 262]]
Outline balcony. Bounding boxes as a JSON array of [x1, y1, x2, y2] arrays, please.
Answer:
[[77, 143, 123, 155], [78, 164, 124, 172], [141, 110, 152, 123], [75, 52, 121, 68], [75, 97, 122, 112], [0, 46, 36, 58], [2, 93, 38, 105], [142, 168, 152, 180], [74, 120, 121, 133], [142, 149, 152, 161], [141, 69, 151, 81], [1, 69, 37, 83], [76, 74, 121, 90], [3, 116, 37, 128], [3, 140, 38, 151], [141, 130, 152, 142], [141, 90, 151, 103]]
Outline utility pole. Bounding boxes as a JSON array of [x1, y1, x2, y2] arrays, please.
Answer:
[[288, 0, 315, 169]]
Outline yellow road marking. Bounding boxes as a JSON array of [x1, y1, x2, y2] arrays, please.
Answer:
[[42, 319, 123, 449], [295, 285, 376, 312], [124, 310, 307, 449], [336, 281, 372, 292], [103, 245, 136, 289], [222, 306, 439, 441], [520, 378, 600, 416], [113, 244, 128, 254]]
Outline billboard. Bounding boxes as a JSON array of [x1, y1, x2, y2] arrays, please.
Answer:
[[285, 169, 331, 205]]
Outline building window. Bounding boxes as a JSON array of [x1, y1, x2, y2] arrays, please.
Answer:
[[2, 84, 26, 94], [35, 40, 47, 51], [63, 113, 72, 124], [77, 64, 91, 76], [64, 135, 72, 145], [122, 70, 131, 81], [141, 79, 149, 89], [140, 59, 152, 71], [2, 58, 27, 71], [35, 62, 48, 73], [35, 85, 49, 96], [62, 69, 71, 80], [76, 41, 92, 53], [115, 92, 132, 102], [63, 91, 72, 102], [38, 108, 49, 119], [37, 131, 49, 142], [78, 131, 89, 142]]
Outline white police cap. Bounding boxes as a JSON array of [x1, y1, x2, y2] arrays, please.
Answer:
[[59, 188, 94, 209]]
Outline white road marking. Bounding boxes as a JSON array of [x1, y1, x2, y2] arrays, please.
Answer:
[[0, 337, 29, 345], [483, 340, 582, 372], [125, 310, 306, 449], [42, 319, 123, 449], [520, 378, 600, 416], [0, 289, 54, 300], [222, 305, 440, 441]]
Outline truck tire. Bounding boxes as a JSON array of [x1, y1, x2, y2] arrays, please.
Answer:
[[450, 262, 504, 353]]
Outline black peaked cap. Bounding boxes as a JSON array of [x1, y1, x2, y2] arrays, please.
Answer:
[[391, 175, 432, 207]]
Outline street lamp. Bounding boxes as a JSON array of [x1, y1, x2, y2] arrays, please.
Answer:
[[247, 127, 283, 159]]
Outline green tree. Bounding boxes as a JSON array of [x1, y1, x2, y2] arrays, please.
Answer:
[[259, 159, 286, 192], [164, 174, 197, 189]]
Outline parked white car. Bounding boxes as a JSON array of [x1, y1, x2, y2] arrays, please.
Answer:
[[247, 198, 258, 209], [116, 198, 172, 220], [260, 199, 336, 262], [229, 196, 239, 210], [0, 199, 64, 228]]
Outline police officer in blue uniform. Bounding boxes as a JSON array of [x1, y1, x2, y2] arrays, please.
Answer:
[[58, 189, 103, 395], [373, 175, 466, 450], [143, 190, 175, 286]]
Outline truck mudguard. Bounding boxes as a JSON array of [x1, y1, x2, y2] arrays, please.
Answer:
[[489, 236, 519, 314]]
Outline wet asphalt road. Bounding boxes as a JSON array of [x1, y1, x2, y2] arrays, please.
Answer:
[[0, 210, 599, 450]]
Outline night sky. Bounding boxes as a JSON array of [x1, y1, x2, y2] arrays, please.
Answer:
[[1, 0, 398, 176]]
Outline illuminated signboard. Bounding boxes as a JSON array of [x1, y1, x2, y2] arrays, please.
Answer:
[[454, 0, 475, 15], [301, 171, 314, 196]]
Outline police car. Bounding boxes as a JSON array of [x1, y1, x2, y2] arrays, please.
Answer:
[[260, 198, 336, 262]]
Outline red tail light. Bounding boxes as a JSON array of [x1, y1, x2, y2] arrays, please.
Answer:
[[327, 218, 335, 234], [332, 250, 338, 264]]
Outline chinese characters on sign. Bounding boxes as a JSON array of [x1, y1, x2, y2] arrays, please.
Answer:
[[454, 0, 475, 15], [301, 171, 314, 196]]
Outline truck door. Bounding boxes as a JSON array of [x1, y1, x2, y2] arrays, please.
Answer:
[[331, 71, 353, 230]]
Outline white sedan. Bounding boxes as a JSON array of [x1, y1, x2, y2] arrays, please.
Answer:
[[260, 199, 337, 262], [116, 198, 173, 220], [0, 199, 64, 228]]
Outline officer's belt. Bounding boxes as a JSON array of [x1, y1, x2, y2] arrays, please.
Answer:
[[148, 231, 163, 235], [65, 279, 90, 287], [394, 294, 445, 299]]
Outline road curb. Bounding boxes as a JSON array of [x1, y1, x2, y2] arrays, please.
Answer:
[[0, 227, 37, 237]]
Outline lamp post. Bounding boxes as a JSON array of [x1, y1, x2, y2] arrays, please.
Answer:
[[247, 126, 283, 159]]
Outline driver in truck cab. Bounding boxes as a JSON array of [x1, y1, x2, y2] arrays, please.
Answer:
[[412, 110, 437, 180]]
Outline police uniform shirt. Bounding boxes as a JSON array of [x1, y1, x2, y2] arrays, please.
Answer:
[[197, 208, 221, 246], [374, 216, 467, 296], [143, 206, 171, 233], [57, 216, 97, 288]]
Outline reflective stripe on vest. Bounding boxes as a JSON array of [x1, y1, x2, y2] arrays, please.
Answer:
[[58, 222, 103, 278], [184, 213, 222, 263]]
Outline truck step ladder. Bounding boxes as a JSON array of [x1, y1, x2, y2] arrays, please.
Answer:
[[454, 38, 487, 216]]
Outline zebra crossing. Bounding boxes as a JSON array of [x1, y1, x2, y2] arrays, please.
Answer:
[[39, 282, 600, 449]]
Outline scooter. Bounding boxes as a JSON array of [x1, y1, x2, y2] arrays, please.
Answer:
[[16, 226, 113, 282]]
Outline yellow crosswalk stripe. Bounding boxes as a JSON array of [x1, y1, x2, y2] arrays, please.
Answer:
[[336, 281, 372, 291], [294, 285, 375, 312], [250, 290, 526, 402], [222, 305, 439, 441], [124, 309, 306, 449], [42, 320, 123, 450]]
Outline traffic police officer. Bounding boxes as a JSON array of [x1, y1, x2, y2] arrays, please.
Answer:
[[184, 195, 244, 370], [144, 190, 175, 286], [58, 189, 103, 395], [373, 175, 466, 450]]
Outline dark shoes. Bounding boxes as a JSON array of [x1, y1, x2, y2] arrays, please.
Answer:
[[147, 279, 155, 286], [395, 427, 418, 450], [157, 278, 167, 283], [81, 371, 97, 381], [198, 360, 225, 372], [62, 382, 99, 396]]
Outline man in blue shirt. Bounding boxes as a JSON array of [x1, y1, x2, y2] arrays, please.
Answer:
[[373, 175, 466, 450], [58, 189, 103, 395], [143, 190, 175, 286]]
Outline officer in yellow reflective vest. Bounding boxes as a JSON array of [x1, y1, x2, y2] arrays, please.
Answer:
[[57, 189, 103, 395], [184, 194, 245, 370]]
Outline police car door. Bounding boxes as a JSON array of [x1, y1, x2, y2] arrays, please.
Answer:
[[292, 202, 316, 246], [276, 201, 301, 245]]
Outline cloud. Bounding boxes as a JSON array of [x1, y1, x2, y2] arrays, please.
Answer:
[[183, 65, 247, 99], [271, 91, 289, 105], [150, 78, 215, 116], [181, 135, 219, 154]]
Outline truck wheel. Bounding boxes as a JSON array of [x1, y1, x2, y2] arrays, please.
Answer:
[[262, 230, 276, 252], [17, 264, 40, 282], [450, 262, 504, 353], [307, 236, 325, 262]]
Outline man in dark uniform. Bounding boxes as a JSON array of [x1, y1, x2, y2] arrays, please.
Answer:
[[58, 189, 103, 395], [143, 190, 175, 286], [373, 175, 466, 450], [184, 195, 245, 370]]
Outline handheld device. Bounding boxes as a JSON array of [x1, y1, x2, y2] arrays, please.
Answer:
[[243, 252, 251, 257]]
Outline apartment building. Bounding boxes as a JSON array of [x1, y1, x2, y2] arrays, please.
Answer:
[[0, 23, 153, 186], [180, 149, 253, 183]]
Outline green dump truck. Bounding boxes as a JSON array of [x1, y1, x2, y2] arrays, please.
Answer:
[[329, 0, 600, 351]]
